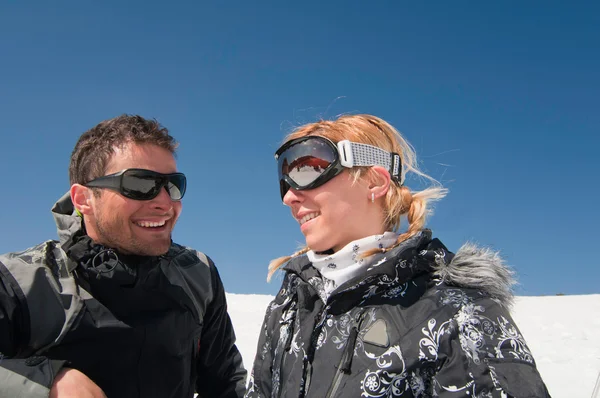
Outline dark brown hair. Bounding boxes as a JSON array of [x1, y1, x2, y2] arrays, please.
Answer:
[[69, 114, 178, 185]]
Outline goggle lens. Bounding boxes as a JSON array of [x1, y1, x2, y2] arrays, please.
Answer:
[[277, 138, 336, 187]]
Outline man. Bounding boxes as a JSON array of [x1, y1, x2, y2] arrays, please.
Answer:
[[0, 115, 247, 397]]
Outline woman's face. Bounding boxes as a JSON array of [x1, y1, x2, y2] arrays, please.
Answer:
[[283, 169, 386, 253]]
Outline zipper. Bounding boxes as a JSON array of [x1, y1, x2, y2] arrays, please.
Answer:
[[298, 305, 329, 398], [324, 310, 366, 398], [274, 320, 295, 398]]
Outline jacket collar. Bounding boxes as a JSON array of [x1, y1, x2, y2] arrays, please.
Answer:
[[281, 228, 516, 309], [51, 192, 84, 248], [282, 231, 448, 307], [50, 192, 159, 285], [283, 230, 438, 281]]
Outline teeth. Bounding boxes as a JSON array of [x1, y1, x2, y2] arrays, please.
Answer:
[[299, 212, 320, 225], [136, 220, 166, 228]]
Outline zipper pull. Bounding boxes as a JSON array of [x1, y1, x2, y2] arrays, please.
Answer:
[[340, 309, 368, 373], [340, 326, 359, 373]]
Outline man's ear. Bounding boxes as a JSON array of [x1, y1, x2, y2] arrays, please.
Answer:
[[70, 184, 94, 216], [368, 166, 391, 201]]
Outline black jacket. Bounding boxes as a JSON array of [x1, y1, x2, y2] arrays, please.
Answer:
[[245, 231, 550, 398], [0, 193, 246, 398]]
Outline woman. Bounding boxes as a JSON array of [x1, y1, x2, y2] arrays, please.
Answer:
[[246, 115, 550, 397]]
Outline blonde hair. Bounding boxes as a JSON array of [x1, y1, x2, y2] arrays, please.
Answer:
[[267, 114, 447, 281]]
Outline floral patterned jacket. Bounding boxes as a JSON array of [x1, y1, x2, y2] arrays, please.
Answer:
[[245, 231, 550, 398]]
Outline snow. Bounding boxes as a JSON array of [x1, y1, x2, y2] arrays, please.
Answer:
[[226, 293, 600, 398]]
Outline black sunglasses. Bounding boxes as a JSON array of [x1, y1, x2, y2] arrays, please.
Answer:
[[274, 136, 401, 200], [85, 168, 187, 201]]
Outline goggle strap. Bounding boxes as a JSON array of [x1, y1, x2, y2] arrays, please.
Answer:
[[337, 140, 402, 183]]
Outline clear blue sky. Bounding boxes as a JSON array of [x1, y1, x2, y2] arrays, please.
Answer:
[[1, 1, 598, 296]]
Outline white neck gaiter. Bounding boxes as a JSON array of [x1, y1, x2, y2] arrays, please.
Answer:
[[307, 232, 399, 299]]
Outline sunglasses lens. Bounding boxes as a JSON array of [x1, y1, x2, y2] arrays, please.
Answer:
[[122, 171, 161, 200], [120, 170, 187, 201], [278, 138, 336, 188], [166, 174, 186, 201]]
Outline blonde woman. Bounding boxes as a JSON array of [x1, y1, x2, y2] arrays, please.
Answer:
[[245, 115, 550, 398]]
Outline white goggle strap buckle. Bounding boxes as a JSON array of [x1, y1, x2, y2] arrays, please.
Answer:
[[337, 140, 355, 168]]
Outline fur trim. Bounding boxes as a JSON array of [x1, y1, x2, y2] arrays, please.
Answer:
[[433, 243, 516, 308]]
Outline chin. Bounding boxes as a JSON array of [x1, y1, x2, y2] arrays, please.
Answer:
[[122, 241, 172, 257], [147, 244, 172, 256], [306, 239, 332, 253], [139, 250, 168, 257], [144, 248, 169, 256]]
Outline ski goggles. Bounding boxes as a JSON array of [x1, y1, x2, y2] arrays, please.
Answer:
[[275, 136, 401, 200], [85, 168, 187, 201]]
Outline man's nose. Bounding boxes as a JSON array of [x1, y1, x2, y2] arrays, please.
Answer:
[[150, 187, 174, 210]]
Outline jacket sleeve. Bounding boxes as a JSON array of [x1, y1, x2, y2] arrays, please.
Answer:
[[0, 263, 66, 398], [195, 258, 247, 398], [433, 296, 551, 397], [243, 301, 276, 398], [245, 272, 293, 398]]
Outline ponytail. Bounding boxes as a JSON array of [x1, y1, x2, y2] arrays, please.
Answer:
[[363, 185, 447, 257], [267, 247, 310, 282]]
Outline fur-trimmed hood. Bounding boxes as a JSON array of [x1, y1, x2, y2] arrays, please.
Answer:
[[434, 242, 516, 308]]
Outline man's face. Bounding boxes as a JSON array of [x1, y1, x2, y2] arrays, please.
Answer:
[[84, 142, 182, 256]]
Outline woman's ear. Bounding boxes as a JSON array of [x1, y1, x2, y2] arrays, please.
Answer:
[[70, 184, 94, 216], [368, 166, 391, 201]]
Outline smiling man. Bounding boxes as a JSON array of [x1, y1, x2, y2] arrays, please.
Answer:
[[0, 115, 246, 398]]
